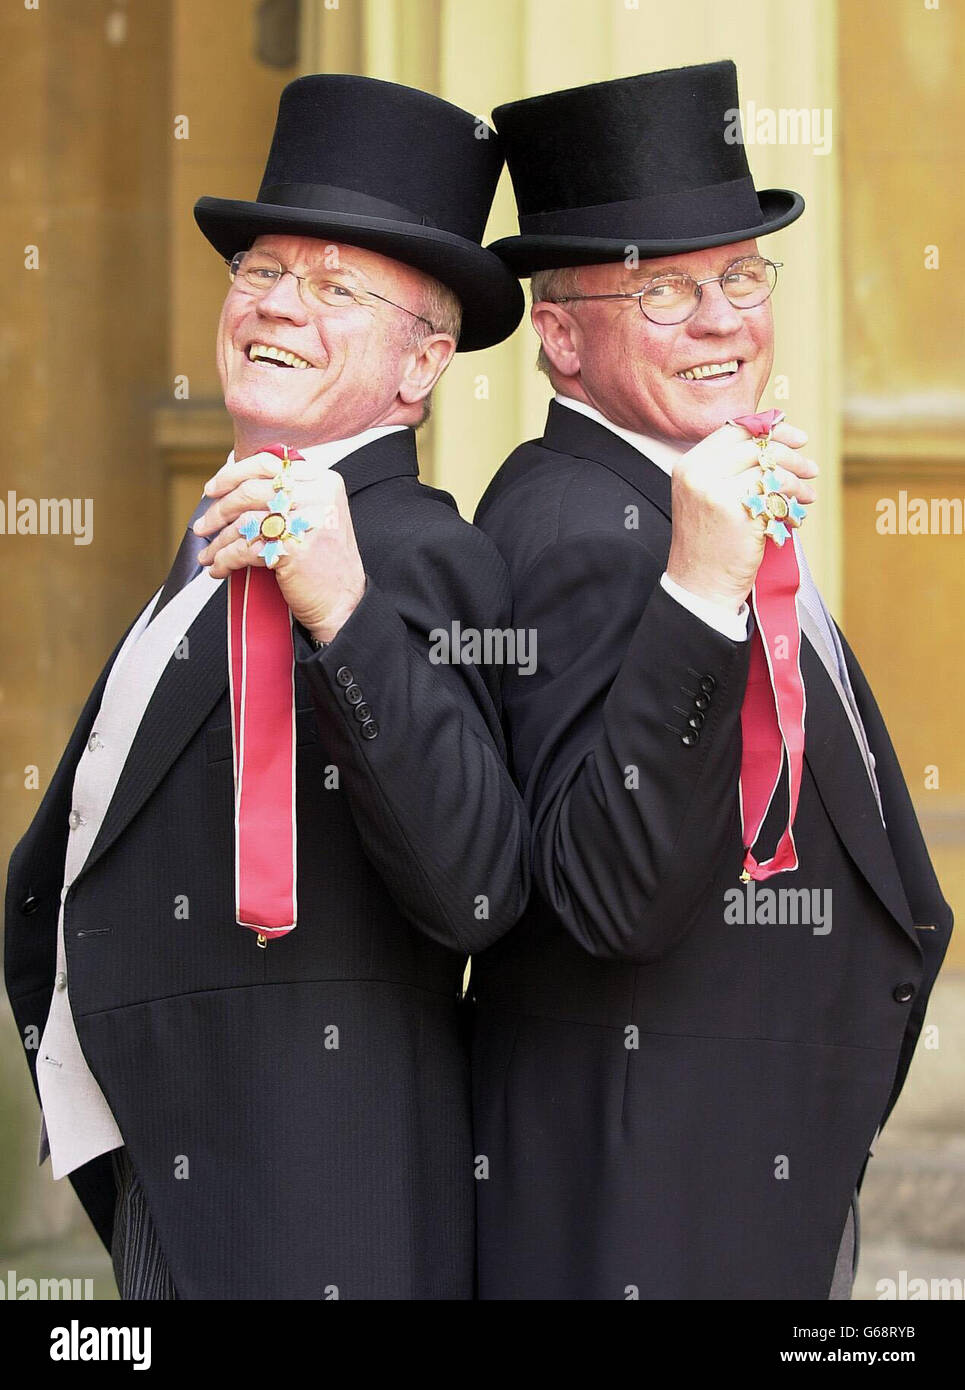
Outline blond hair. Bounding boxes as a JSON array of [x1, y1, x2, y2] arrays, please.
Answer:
[[407, 272, 463, 426], [530, 266, 583, 380]]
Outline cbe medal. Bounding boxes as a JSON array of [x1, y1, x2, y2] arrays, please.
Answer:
[[729, 410, 807, 883], [741, 447, 808, 546], [238, 445, 311, 567], [227, 444, 307, 944]]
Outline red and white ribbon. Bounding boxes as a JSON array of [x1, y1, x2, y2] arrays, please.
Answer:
[[226, 443, 301, 939], [732, 410, 807, 881]]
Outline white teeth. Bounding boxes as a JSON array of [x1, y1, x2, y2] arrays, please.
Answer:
[[247, 343, 313, 369], [676, 359, 740, 381]]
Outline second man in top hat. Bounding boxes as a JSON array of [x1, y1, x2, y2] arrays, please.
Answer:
[[5, 74, 529, 1300], [471, 60, 951, 1300]]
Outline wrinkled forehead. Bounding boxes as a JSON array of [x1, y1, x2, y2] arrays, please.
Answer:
[[578, 238, 763, 291], [249, 232, 419, 293]]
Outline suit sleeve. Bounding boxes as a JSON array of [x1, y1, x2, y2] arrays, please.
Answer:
[[292, 521, 530, 956], [503, 529, 752, 963]]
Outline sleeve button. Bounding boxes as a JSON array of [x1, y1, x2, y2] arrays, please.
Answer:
[[335, 666, 354, 687], [344, 684, 363, 704], [681, 730, 699, 747], [360, 719, 379, 740]]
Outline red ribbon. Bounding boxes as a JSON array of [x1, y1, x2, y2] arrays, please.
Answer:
[[226, 444, 300, 939], [731, 410, 806, 881]]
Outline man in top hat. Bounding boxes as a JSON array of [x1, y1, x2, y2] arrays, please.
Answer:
[[470, 61, 951, 1299], [4, 74, 529, 1300]]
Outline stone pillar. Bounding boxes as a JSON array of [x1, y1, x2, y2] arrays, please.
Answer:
[[0, 0, 172, 1252]]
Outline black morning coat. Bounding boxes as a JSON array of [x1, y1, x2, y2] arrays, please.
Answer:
[[470, 401, 953, 1300], [4, 428, 530, 1300]]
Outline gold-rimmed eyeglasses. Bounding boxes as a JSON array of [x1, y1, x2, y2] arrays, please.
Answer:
[[549, 255, 782, 326], [227, 249, 436, 332]]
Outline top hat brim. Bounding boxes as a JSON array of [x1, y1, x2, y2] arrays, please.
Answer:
[[487, 188, 804, 276], [194, 197, 524, 352]]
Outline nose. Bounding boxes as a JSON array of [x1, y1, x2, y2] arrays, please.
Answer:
[[687, 278, 744, 335], [256, 269, 310, 324]]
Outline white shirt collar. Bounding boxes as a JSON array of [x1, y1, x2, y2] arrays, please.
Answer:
[[554, 394, 687, 477], [225, 423, 408, 472]]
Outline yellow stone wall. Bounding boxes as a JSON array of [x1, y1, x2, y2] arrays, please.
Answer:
[[839, 1, 965, 963], [0, 1, 961, 1259]]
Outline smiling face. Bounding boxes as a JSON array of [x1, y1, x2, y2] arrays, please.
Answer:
[[216, 233, 455, 457], [532, 239, 775, 445]]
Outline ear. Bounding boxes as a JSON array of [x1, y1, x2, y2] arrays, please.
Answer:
[[398, 333, 457, 405], [531, 300, 582, 378]]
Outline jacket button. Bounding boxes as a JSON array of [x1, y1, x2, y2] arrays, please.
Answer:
[[21, 893, 40, 916], [335, 666, 354, 687], [344, 684, 363, 704], [700, 675, 717, 694], [681, 730, 699, 747], [893, 982, 916, 1004], [354, 702, 372, 722], [360, 719, 379, 740]]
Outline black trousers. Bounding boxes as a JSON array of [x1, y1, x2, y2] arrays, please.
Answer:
[[828, 1192, 860, 1301], [110, 1146, 179, 1300], [105, 1141, 855, 1301]]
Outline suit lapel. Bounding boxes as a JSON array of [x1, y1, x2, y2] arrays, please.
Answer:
[[542, 400, 672, 520], [79, 581, 230, 882], [333, 425, 420, 496], [799, 639, 914, 936], [541, 402, 914, 936]]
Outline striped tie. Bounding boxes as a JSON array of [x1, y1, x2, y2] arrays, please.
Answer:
[[148, 494, 210, 623]]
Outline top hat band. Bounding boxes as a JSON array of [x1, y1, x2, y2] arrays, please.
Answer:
[[259, 183, 434, 228], [517, 175, 761, 240]]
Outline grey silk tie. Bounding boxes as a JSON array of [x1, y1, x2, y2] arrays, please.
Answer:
[[148, 494, 210, 623], [791, 533, 884, 822], [750, 534, 885, 860]]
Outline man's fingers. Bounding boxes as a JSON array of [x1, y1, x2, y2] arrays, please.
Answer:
[[194, 478, 279, 536], [700, 439, 818, 481], [198, 511, 260, 564], [761, 443, 819, 479], [202, 450, 291, 499], [733, 464, 817, 507], [203, 533, 267, 580], [769, 423, 808, 449]]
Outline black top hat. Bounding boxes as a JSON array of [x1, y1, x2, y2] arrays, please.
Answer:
[[194, 74, 524, 351], [489, 60, 804, 275]]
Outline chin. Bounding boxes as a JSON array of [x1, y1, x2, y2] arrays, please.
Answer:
[[224, 388, 286, 425], [673, 392, 761, 438]]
